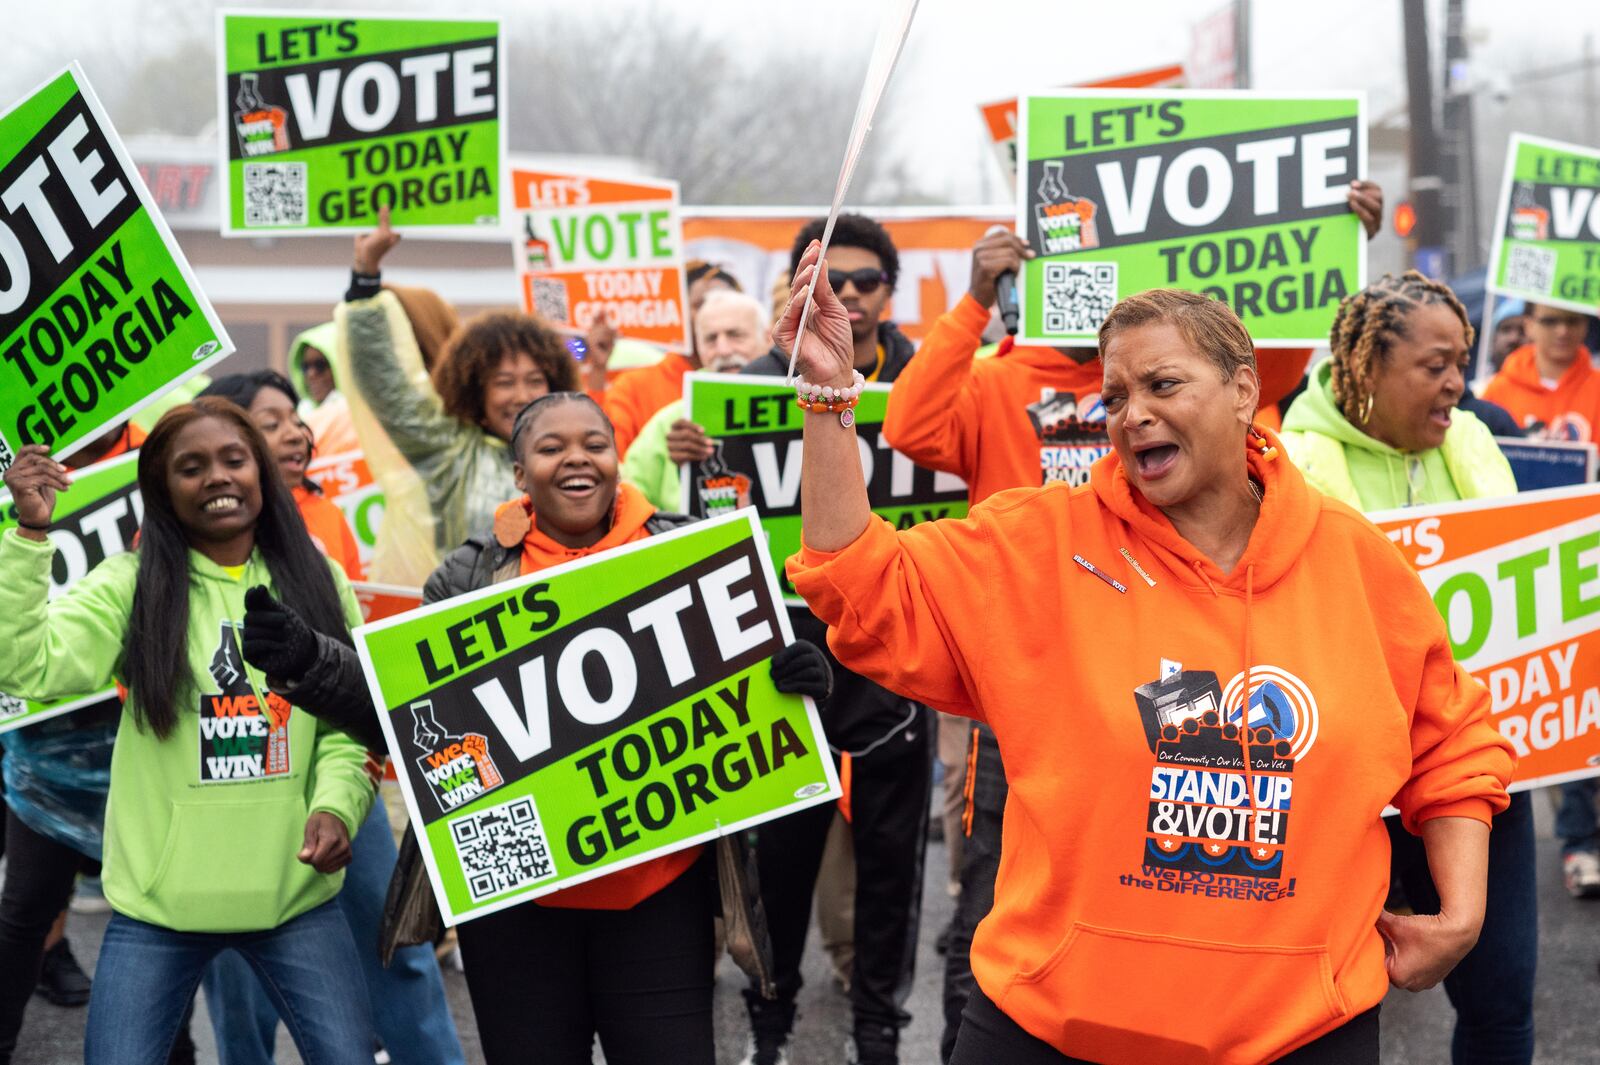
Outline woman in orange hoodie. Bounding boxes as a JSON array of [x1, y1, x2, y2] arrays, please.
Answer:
[[778, 241, 1514, 1065], [422, 391, 830, 1065]]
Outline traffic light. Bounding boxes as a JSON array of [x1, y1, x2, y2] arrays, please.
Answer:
[[1394, 201, 1417, 238]]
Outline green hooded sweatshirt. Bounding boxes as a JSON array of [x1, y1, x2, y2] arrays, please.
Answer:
[[288, 322, 340, 414], [0, 531, 374, 933], [1280, 360, 1516, 510]]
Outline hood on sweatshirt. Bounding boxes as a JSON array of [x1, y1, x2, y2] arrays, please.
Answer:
[[287, 322, 340, 411], [496, 481, 659, 573], [1282, 361, 1513, 510]]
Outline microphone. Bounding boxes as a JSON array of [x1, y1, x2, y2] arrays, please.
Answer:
[[986, 223, 1020, 336]]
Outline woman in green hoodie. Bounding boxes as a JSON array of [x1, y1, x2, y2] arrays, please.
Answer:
[[0, 399, 376, 1065], [1280, 272, 1536, 1065]]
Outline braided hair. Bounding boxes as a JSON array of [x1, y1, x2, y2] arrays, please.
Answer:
[[1328, 271, 1474, 424]]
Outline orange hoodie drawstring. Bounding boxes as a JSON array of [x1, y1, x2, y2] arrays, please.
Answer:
[[1235, 565, 1258, 818], [1190, 560, 1219, 596]]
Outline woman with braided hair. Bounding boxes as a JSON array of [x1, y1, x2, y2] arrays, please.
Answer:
[[1281, 272, 1536, 1064]]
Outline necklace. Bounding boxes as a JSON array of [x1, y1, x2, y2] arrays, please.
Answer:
[[1247, 478, 1264, 504]]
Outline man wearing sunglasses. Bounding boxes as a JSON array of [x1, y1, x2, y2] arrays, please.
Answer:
[[726, 214, 929, 1065], [1483, 303, 1599, 443]]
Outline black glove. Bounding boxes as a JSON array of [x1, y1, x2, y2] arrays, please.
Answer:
[[241, 585, 318, 681], [769, 640, 831, 704]]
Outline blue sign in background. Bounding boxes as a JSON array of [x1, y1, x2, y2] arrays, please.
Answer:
[[1498, 438, 1597, 492]]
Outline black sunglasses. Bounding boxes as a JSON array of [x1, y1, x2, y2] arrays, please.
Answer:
[[302, 357, 331, 374], [828, 268, 890, 295]]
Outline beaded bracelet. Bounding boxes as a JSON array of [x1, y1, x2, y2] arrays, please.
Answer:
[[793, 370, 865, 427]]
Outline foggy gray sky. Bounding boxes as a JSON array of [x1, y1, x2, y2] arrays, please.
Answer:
[[3, 0, 1596, 206]]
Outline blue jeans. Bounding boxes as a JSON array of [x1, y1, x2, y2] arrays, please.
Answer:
[[203, 800, 464, 1065], [1387, 791, 1537, 1065], [1554, 779, 1598, 856], [86, 901, 371, 1065]]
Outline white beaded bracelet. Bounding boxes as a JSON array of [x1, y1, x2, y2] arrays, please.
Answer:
[[794, 369, 865, 406]]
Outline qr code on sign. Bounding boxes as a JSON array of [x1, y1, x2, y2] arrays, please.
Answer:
[[450, 796, 558, 902], [1043, 262, 1117, 334], [243, 163, 307, 227], [1504, 244, 1555, 296], [530, 278, 570, 322]]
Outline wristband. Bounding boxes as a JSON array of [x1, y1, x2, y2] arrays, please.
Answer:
[[15, 520, 50, 531]]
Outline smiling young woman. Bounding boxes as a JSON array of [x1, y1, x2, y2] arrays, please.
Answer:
[[780, 243, 1513, 1065], [358, 391, 832, 1065], [0, 400, 376, 1064]]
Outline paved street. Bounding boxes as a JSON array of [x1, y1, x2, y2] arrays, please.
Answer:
[[13, 795, 1598, 1064]]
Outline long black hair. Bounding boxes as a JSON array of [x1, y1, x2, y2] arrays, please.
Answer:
[[124, 398, 351, 739], [199, 370, 320, 493]]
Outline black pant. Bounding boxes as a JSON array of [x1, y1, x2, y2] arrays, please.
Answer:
[[941, 722, 1005, 1063], [0, 809, 90, 1060], [456, 853, 715, 1065], [951, 988, 1379, 1065], [746, 706, 933, 1041]]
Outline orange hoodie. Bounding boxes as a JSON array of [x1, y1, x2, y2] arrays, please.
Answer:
[[601, 353, 694, 458], [497, 482, 703, 910], [292, 484, 362, 580], [788, 429, 1512, 1064], [884, 295, 1311, 501], [883, 294, 1111, 503], [1481, 343, 1600, 441]]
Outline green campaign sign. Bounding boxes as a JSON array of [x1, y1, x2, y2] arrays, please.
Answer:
[[682, 373, 968, 604], [217, 10, 506, 235], [0, 66, 233, 473], [1487, 134, 1600, 315], [354, 509, 839, 924], [0, 450, 141, 733], [1016, 90, 1366, 347]]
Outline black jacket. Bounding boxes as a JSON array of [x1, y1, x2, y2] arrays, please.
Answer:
[[1459, 388, 1523, 439], [276, 630, 384, 752], [740, 320, 924, 754]]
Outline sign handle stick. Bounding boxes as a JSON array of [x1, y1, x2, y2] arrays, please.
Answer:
[[786, 0, 922, 382]]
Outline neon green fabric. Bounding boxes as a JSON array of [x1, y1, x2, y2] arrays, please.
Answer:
[[621, 398, 687, 512], [0, 532, 374, 933], [1281, 360, 1516, 509]]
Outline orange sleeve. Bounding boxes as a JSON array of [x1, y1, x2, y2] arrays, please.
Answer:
[[1386, 551, 1516, 833], [333, 513, 363, 580], [1254, 348, 1312, 412], [601, 375, 648, 458], [882, 295, 991, 478], [788, 505, 1007, 719]]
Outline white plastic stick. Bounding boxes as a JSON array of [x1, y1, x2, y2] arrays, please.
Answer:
[[786, 0, 922, 382]]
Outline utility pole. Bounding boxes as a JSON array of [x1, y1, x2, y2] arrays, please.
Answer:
[[1402, 0, 1448, 277], [1440, 0, 1479, 271], [1234, 0, 1252, 90]]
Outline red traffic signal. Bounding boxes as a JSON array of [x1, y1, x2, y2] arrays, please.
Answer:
[[1394, 201, 1417, 238]]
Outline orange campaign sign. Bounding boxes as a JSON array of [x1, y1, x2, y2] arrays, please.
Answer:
[[350, 581, 423, 624], [682, 208, 1009, 342], [1370, 483, 1600, 791], [511, 168, 690, 349], [308, 449, 384, 579], [979, 63, 1187, 186]]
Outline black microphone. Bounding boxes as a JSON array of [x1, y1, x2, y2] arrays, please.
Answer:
[[995, 271, 1019, 336], [986, 223, 1020, 336]]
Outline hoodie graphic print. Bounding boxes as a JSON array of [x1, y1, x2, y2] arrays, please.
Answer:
[[1134, 659, 1316, 897], [198, 621, 292, 782]]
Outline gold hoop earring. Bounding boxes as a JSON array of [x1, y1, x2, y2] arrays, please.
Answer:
[[1359, 394, 1374, 425]]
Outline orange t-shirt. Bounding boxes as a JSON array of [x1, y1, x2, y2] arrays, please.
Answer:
[[601, 353, 694, 457], [499, 482, 703, 911], [292, 484, 362, 579]]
